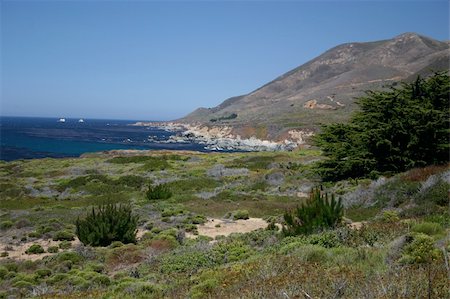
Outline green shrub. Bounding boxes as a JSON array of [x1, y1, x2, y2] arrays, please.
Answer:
[[233, 210, 249, 220], [190, 278, 219, 299], [75, 203, 138, 247], [191, 214, 207, 224], [146, 184, 172, 200], [161, 207, 185, 217], [295, 244, 328, 263], [28, 231, 42, 238], [53, 230, 75, 241], [48, 246, 59, 253], [212, 240, 254, 263], [116, 175, 147, 188], [0, 221, 13, 230], [225, 210, 249, 220], [59, 240, 72, 249], [35, 268, 52, 278], [283, 188, 343, 235], [0, 267, 8, 279], [114, 281, 163, 297], [400, 233, 441, 264], [25, 244, 44, 254], [411, 222, 444, 236], [417, 180, 450, 206], [381, 210, 400, 222]]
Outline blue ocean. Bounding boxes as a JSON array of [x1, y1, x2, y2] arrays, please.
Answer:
[[0, 116, 206, 161]]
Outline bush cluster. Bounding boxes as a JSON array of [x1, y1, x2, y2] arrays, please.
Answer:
[[283, 188, 343, 235], [75, 204, 138, 247], [146, 184, 172, 200]]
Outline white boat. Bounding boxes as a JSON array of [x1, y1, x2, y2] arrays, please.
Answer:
[[78, 119, 84, 123], [58, 118, 66, 123]]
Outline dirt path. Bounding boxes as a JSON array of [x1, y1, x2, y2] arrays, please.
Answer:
[[187, 217, 268, 239]]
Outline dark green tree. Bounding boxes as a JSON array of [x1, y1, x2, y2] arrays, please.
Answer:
[[283, 188, 343, 236], [315, 72, 450, 181], [75, 204, 138, 247]]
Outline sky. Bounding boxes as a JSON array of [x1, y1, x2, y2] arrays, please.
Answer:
[[1, 0, 449, 121]]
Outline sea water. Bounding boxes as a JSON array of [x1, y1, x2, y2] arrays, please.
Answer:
[[0, 116, 205, 161]]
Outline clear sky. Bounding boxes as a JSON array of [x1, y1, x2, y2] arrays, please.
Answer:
[[1, 0, 449, 121]]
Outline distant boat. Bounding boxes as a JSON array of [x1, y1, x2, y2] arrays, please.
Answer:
[[78, 119, 84, 123], [58, 118, 66, 123]]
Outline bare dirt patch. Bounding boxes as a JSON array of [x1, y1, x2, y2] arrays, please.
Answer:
[[0, 238, 81, 261], [188, 217, 268, 239]]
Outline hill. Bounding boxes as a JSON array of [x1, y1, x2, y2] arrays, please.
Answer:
[[179, 33, 449, 140]]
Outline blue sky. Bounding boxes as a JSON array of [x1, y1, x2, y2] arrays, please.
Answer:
[[1, 0, 449, 121]]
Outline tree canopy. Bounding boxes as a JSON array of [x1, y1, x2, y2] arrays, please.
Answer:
[[315, 72, 450, 181]]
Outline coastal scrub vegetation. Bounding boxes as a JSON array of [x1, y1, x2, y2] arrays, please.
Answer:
[[315, 72, 450, 181], [283, 188, 343, 235], [75, 204, 138, 247]]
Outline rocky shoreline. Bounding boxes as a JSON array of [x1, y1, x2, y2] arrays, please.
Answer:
[[131, 121, 313, 151]]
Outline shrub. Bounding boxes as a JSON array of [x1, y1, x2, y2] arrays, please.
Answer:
[[400, 233, 441, 264], [35, 268, 52, 278], [380, 210, 400, 223], [25, 244, 44, 254], [146, 184, 172, 200], [59, 240, 72, 249], [52, 230, 75, 241], [75, 203, 138, 247], [47, 246, 59, 253], [225, 210, 249, 220], [233, 210, 249, 220], [411, 222, 444, 236], [116, 175, 147, 188], [0, 221, 13, 230], [0, 267, 8, 279], [28, 231, 42, 238], [283, 188, 343, 235]]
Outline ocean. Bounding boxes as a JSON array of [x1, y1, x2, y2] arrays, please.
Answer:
[[0, 116, 207, 161]]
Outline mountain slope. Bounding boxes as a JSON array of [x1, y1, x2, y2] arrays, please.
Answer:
[[179, 33, 449, 140]]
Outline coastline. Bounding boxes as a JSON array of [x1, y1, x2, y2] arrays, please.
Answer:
[[131, 121, 314, 151]]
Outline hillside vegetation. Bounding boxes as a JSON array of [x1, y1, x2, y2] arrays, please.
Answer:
[[0, 148, 448, 298]]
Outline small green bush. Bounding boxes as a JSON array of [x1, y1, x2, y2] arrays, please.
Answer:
[[25, 244, 44, 254], [0, 267, 8, 279], [28, 231, 42, 238], [400, 233, 441, 264], [146, 184, 172, 200], [59, 241, 72, 249], [76, 203, 138, 247], [411, 222, 444, 236], [233, 210, 249, 220], [48, 246, 59, 253], [35, 268, 52, 278], [381, 210, 400, 222], [53, 230, 75, 241], [191, 214, 207, 224], [0, 221, 13, 230], [116, 175, 147, 188], [283, 188, 343, 235]]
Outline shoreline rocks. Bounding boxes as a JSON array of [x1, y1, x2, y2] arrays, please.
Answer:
[[131, 121, 313, 152]]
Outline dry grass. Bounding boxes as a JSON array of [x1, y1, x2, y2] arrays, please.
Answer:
[[402, 164, 449, 182]]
